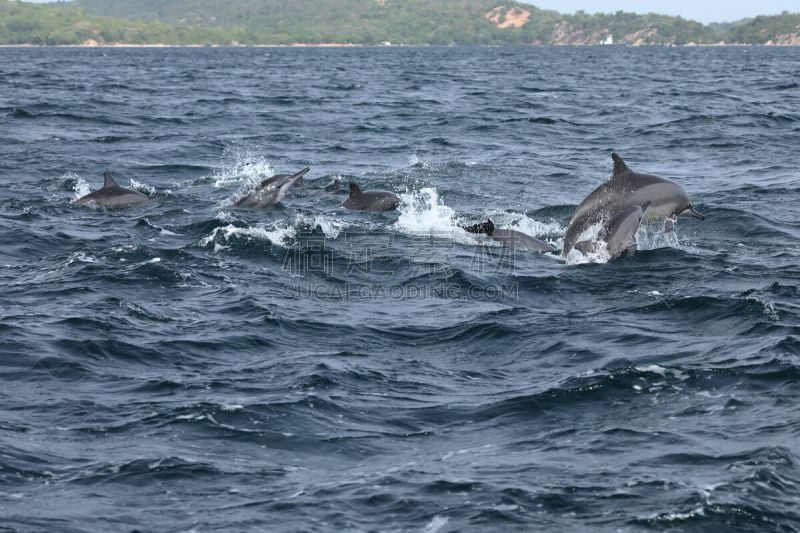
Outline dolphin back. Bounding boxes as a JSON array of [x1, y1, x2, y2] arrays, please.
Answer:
[[491, 228, 557, 253], [340, 182, 400, 211], [75, 173, 148, 207]]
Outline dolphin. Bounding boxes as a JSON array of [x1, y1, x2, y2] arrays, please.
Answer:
[[562, 153, 704, 258], [340, 182, 400, 212], [574, 202, 650, 261], [235, 167, 309, 208], [463, 219, 557, 253], [74, 172, 148, 207]]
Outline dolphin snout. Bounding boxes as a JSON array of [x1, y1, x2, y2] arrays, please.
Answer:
[[684, 206, 705, 220]]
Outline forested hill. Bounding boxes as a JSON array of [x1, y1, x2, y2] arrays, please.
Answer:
[[1, 0, 799, 46]]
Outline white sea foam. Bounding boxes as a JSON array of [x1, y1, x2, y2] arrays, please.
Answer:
[[498, 212, 563, 239], [215, 210, 237, 223], [128, 179, 156, 196], [565, 217, 683, 265], [482, 211, 563, 249], [636, 219, 681, 251], [62, 172, 90, 200], [636, 364, 688, 381], [200, 223, 297, 249], [65, 252, 98, 265], [407, 154, 428, 168], [648, 506, 706, 522], [564, 221, 610, 265], [211, 144, 275, 188], [306, 214, 345, 239], [200, 214, 346, 250], [392, 187, 477, 244], [421, 516, 449, 533], [745, 296, 779, 320]]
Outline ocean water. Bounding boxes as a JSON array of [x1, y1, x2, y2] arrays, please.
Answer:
[[1, 46, 799, 531]]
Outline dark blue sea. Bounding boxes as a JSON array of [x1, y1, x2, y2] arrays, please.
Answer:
[[1, 46, 799, 532]]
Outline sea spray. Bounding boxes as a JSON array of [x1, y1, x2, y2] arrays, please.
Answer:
[[636, 219, 681, 251], [211, 143, 275, 189], [63, 172, 91, 201], [200, 213, 347, 250], [129, 179, 157, 196], [392, 187, 477, 244], [564, 218, 682, 265], [564, 221, 611, 265]]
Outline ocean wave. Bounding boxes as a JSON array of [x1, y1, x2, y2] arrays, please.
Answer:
[[3, 46, 800, 532], [199, 213, 347, 251]]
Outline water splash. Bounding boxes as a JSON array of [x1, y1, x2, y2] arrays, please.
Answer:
[[200, 223, 297, 249], [63, 172, 90, 200], [392, 187, 475, 244], [565, 218, 682, 265], [483, 211, 563, 243], [199, 214, 346, 250], [636, 218, 681, 251], [564, 221, 610, 265], [211, 143, 275, 188], [129, 179, 156, 196]]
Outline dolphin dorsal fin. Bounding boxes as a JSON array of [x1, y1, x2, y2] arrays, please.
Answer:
[[485, 219, 495, 236], [611, 153, 630, 177], [103, 172, 118, 187], [349, 182, 362, 198]]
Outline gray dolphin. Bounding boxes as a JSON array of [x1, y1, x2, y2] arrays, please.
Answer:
[[562, 153, 704, 258], [574, 202, 650, 261], [463, 219, 557, 253], [340, 182, 400, 212], [74, 172, 148, 207], [235, 167, 309, 208]]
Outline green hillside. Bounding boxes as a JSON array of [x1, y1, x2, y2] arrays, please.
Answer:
[[73, 0, 565, 45], [0, 1, 244, 45], [724, 12, 800, 45], [72, 0, 718, 45], [0, 0, 798, 46]]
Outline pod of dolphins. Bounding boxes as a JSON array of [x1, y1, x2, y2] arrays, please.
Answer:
[[74, 152, 704, 263]]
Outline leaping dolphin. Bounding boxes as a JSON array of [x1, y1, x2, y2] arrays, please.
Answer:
[[340, 182, 400, 212], [574, 202, 650, 261], [235, 167, 309, 208], [74, 172, 148, 207], [463, 219, 557, 253], [562, 153, 704, 258]]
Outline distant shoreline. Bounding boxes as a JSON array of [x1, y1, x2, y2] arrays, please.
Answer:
[[1, 43, 798, 48]]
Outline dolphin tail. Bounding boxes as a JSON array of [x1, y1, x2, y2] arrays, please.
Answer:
[[103, 172, 118, 187], [462, 219, 495, 236]]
